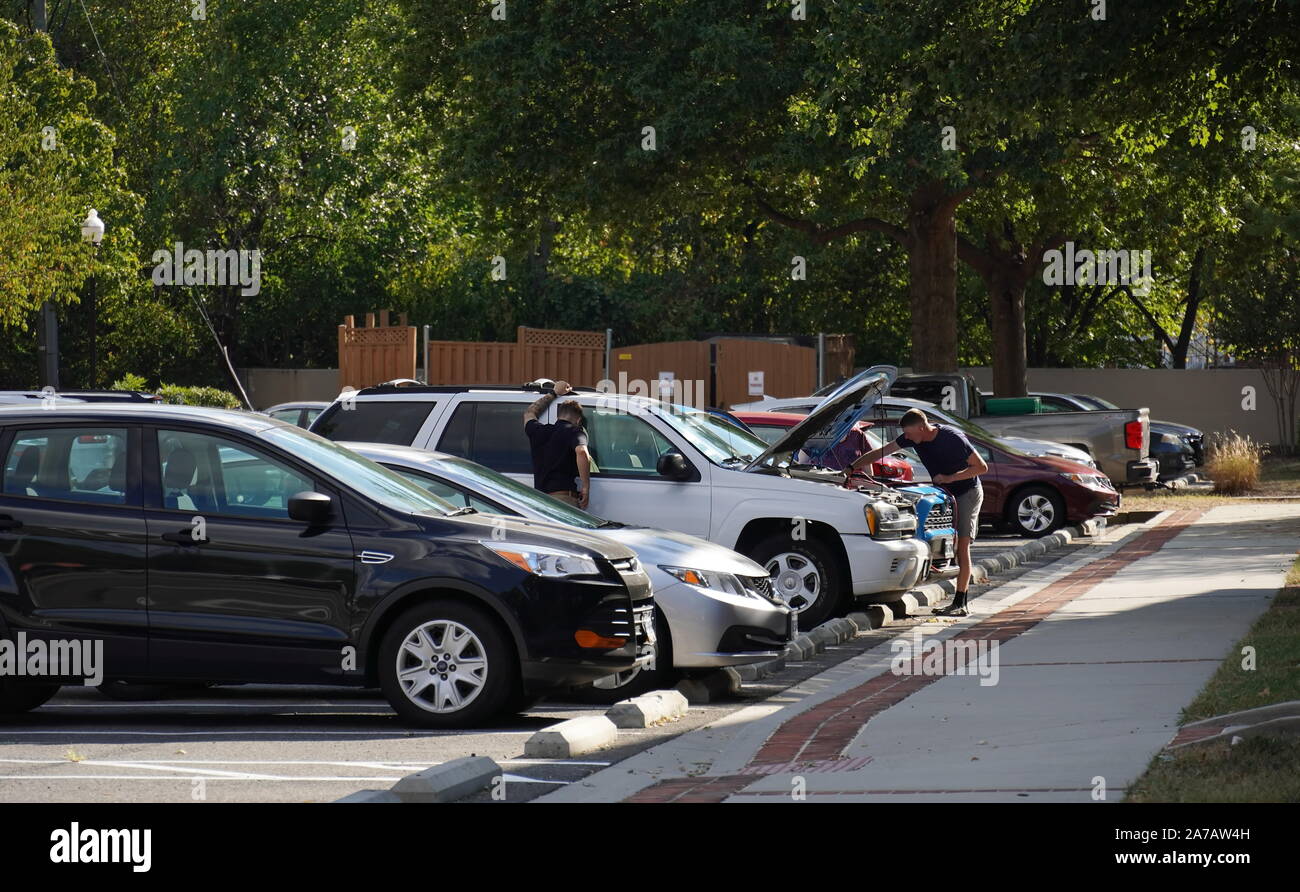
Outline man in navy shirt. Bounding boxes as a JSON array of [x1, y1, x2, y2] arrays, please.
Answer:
[[522, 380, 592, 508], [845, 408, 988, 616]]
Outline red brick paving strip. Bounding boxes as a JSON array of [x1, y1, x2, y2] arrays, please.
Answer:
[[628, 509, 1206, 803]]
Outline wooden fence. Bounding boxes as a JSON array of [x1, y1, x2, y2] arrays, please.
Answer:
[[423, 326, 606, 387], [610, 338, 817, 408], [338, 312, 417, 390]]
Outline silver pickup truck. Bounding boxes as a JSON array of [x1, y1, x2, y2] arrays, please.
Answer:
[[887, 374, 1158, 487]]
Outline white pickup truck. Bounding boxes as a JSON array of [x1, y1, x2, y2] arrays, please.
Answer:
[[312, 372, 940, 627]]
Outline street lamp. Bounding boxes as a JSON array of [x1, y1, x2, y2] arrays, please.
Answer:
[[80, 209, 105, 387]]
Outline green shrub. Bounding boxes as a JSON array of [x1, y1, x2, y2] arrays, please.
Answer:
[[109, 373, 149, 392], [156, 383, 242, 409]]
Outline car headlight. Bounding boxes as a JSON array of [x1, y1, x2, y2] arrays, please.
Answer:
[[482, 542, 601, 578], [865, 500, 915, 539], [659, 566, 756, 598], [1059, 472, 1112, 491]]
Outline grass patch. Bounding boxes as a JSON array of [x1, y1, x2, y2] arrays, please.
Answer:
[[1126, 736, 1300, 803], [1117, 453, 1300, 513], [1124, 557, 1300, 802]]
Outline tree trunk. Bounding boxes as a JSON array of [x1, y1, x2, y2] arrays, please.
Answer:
[[988, 270, 1028, 397], [907, 186, 959, 373], [1171, 245, 1205, 369]]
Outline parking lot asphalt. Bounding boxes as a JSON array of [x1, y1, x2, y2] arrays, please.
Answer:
[[0, 528, 1097, 803]]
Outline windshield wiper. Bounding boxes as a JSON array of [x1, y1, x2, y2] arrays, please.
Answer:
[[597, 520, 625, 529], [447, 506, 477, 516]]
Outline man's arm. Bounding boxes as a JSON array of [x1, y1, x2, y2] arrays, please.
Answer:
[[575, 444, 592, 509], [523, 380, 572, 424], [932, 451, 989, 485], [845, 441, 902, 476]]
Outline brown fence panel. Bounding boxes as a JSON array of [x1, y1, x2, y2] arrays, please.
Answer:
[[338, 313, 417, 390], [715, 339, 815, 409], [517, 326, 606, 387], [424, 340, 518, 386], [822, 334, 856, 385], [609, 341, 712, 405]]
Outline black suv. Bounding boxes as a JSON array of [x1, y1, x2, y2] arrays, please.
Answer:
[[0, 404, 653, 727]]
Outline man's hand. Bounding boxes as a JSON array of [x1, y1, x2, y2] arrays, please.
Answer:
[[553, 380, 573, 396], [577, 489, 589, 509], [932, 472, 953, 484]]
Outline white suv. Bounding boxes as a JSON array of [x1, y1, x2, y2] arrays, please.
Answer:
[[312, 372, 930, 627]]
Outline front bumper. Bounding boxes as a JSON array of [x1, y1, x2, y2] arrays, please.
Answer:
[[650, 578, 792, 669], [844, 535, 930, 602]]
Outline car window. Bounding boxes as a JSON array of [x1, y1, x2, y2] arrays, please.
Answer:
[[157, 429, 314, 519], [1036, 397, 1075, 413], [391, 469, 498, 513], [269, 409, 302, 425], [313, 400, 432, 445], [437, 402, 534, 475], [303, 408, 322, 426], [2, 427, 131, 505], [585, 409, 673, 476]]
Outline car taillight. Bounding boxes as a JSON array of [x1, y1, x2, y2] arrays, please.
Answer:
[[1124, 420, 1144, 451]]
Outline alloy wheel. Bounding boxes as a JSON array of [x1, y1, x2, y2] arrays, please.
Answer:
[[395, 620, 488, 714], [766, 552, 822, 613]]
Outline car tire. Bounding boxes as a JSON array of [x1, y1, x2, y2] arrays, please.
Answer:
[[751, 532, 845, 629], [1005, 485, 1066, 538], [378, 599, 516, 728], [0, 681, 60, 715], [570, 610, 675, 704]]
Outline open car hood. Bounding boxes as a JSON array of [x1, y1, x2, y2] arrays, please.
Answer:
[[746, 366, 897, 471]]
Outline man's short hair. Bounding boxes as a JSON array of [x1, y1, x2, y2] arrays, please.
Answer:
[[557, 400, 585, 425], [900, 408, 928, 429]]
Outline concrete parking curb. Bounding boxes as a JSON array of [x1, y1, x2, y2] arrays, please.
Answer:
[[750, 520, 1104, 677], [334, 755, 502, 803], [676, 667, 742, 704], [525, 716, 620, 758], [391, 755, 502, 803], [606, 690, 689, 728]]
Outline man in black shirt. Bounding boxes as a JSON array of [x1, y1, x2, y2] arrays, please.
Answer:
[[522, 380, 591, 508], [845, 408, 988, 616]]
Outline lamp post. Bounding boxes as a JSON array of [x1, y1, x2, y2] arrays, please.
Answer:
[[80, 209, 105, 387]]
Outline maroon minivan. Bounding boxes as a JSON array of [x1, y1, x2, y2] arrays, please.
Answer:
[[867, 405, 1120, 538]]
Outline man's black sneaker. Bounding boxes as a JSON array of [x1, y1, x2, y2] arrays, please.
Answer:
[[935, 602, 969, 617]]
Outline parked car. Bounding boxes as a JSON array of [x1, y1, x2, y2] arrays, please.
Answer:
[[732, 400, 1099, 472], [1033, 392, 1205, 473], [312, 373, 940, 627], [261, 401, 329, 429], [730, 411, 914, 481], [348, 443, 794, 700], [0, 404, 654, 726], [858, 403, 1121, 537], [880, 373, 1157, 487]]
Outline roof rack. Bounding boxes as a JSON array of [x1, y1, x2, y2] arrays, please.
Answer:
[[355, 382, 603, 396], [0, 389, 161, 403]]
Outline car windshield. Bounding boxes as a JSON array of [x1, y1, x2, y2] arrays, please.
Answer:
[[263, 428, 457, 516], [656, 403, 770, 465], [440, 458, 608, 530]]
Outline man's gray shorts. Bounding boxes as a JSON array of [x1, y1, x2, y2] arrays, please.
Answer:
[[954, 485, 984, 539]]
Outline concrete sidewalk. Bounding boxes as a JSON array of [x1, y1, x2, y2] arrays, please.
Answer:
[[539, 505, 1300, 803]]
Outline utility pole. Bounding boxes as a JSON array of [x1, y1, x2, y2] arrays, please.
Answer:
[[33, 0, 61, 389]]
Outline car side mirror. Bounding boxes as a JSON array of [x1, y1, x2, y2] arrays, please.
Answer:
[[656, 451, 691, 481], [288, 491, 332, 524]]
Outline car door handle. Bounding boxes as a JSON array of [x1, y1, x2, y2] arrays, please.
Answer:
[[0, 515, 22, 531], [160, 530, 202, 545]]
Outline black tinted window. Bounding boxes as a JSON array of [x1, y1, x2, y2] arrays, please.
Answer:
[[313, 401, 431, 445], [470, 403, 532, 474], [3, 427, 132, 505]]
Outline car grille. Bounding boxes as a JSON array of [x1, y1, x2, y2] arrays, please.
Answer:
[[925, 501, 954, 531], [740, 574, 785, 607]]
